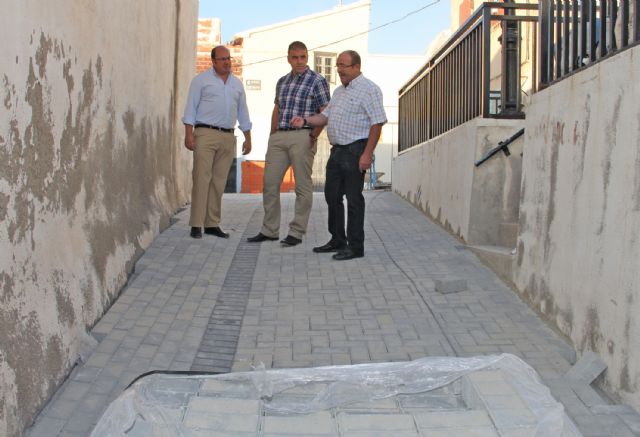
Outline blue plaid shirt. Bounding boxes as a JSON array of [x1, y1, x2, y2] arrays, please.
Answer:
[[274, 67, 330, 129]]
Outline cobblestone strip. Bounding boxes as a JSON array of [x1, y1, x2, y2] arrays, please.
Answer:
[[190, 206, 263, 372]]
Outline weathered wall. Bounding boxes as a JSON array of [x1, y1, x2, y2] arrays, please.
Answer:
[[0, 1, 197, 435], [392, 118, 523, 245], [515, 45, 640, 409]]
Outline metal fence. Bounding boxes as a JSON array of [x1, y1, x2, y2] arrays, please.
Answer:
[[539, 0, 639, 85], [398, 2, 538, 152]]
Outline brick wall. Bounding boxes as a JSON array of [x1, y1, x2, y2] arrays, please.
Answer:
[[228, 39, 243, 78], [196, 19, 243, 79], [196, 18, 220, 73]]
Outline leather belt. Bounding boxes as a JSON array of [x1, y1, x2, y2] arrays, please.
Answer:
[[194, 124, 233, 133], [278, 127, 312, 131], [331, 138, 368, 147]]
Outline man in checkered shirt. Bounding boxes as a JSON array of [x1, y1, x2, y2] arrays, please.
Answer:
[[291, 50, 387, 260], [248, 41, 330, 247]]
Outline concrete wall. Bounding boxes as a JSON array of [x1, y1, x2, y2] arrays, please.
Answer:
[[393, 118, 523, 245], [0, 1, 198, 435], [394, 44, 640, 409], [514, 45, 640, 409]]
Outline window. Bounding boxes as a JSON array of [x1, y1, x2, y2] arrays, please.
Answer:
[[314, 52, 336, 84]]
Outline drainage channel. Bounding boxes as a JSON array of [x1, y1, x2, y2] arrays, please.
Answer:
[[190, 206, 263, 372]]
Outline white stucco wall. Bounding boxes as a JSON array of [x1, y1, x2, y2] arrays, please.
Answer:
[[515, 45, 640, 409], [0, 1, 197, 435]]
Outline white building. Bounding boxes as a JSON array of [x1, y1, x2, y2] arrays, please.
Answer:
[[213, 0, 425, 189]]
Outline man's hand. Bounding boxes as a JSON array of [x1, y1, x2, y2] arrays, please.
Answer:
[[184, 133, 196, 151], [359, 151, 373, 172], [290, 116, 305, 128], [242, 141, 252, 155]]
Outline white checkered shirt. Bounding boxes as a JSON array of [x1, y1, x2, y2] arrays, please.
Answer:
[[322, 74, 387, 145]]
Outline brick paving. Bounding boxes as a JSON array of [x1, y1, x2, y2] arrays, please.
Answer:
[[26, 192, 640, 436]]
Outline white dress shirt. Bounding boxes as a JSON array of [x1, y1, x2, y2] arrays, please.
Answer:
[[182, 68, 252, 132]]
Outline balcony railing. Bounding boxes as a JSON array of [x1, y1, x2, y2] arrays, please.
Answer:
[[539, 0, 640, 85], [399, 2, 538, 152]]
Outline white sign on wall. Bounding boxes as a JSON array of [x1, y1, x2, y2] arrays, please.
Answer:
[[245, 79, 261, 90]]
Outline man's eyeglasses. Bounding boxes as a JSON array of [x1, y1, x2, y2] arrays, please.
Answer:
[[335, 64, 354, 69], [215, 56, 233, 61]]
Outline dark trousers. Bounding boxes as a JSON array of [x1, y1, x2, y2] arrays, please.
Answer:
[[324, 139, 367, 253]]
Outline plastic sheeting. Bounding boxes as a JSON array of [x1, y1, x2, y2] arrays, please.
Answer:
[[91, 353, 582, 436]]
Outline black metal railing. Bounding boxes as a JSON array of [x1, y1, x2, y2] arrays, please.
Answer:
[[539, 0, 639, 85], [399, 2, 538, 152], [474, 127, 525, 166]]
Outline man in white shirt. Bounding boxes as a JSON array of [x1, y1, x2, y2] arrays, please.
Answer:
[[183, 46, 252, 239], [292, 50, 387, 260]]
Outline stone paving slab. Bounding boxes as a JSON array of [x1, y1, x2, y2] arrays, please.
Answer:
[[26, 192, 640, 436], [88, 357, 578, 436]]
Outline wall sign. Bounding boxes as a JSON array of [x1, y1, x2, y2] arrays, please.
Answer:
[[245, 79, 261, 90]]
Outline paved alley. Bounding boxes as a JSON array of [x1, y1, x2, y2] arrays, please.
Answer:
[[27, 192, 640, 436]]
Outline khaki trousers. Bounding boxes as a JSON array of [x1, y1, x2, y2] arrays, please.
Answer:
[[189, 128, 235, 228], [261, 130, 316, 239]]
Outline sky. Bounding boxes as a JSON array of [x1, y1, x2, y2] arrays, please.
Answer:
[[198, 0, 451, 55]]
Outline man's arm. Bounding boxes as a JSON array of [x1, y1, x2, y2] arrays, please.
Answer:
[[236, 83, 252, 134], [291, 113, 328, 128], [182, 77, 201, 151], [309, 105, 327, 138], [270, 104, 279, 134], [310, 76, 331, 138], [184, 124, 195, 151], [242, 130, 252, 155], [359, 123, 383, 172]]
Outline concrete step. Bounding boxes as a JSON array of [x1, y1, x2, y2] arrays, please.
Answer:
[[498, 222, 518, 248], [468, 244, 516, 284]]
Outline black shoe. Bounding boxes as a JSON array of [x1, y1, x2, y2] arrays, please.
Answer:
[[280, 235, 302, 246], [313, 241, 346, 253], [247, 232, 278, 243], [190, 227, 202, 239], [332, 248, 364, 260], [204, 226, 229, 238]]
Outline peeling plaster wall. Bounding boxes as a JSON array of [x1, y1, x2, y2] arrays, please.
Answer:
[[515, 46, 640, 409], [392, 118, 523, 245], [0, 1, 197, 435]]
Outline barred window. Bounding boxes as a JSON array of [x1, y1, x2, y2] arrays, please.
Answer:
[[314, 52, 336, 84]]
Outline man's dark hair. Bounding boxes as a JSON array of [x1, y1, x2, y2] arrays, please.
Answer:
[[211, 45, 226, 59], [288, 41, 308, 52], [343, 50, 361, 66]]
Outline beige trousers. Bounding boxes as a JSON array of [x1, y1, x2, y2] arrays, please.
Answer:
[[189, 128, 235, 228], [261, 130, 316, 239]]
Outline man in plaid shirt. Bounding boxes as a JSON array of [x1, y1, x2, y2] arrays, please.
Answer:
[[291, 50, 387, 260], [248, 41, 330, 246]]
